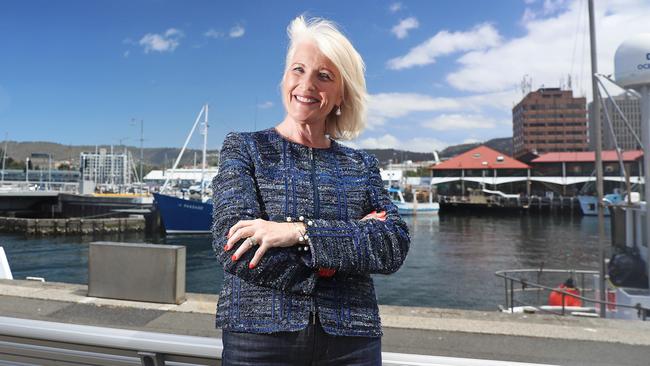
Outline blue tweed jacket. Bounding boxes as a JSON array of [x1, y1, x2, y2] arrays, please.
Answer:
[[211, 128, 410, 337]]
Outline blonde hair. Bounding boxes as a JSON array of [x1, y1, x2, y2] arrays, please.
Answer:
[[284, 15, 367, 140]]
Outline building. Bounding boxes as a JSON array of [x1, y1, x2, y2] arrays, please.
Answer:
[[529, 150, 643, 195], [588, 94, 642, 151], [80, 149, 133, 186], [430, 145, 530, 196], [513, 88, 588, 158]]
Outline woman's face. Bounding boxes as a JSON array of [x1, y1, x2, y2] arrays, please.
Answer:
[[282, 41, 343, 127]]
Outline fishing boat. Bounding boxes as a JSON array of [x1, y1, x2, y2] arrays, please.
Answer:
[[388, 187, 439, 215], [153, 104, 214, 234]]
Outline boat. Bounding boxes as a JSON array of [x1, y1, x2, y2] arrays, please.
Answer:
[[153, 104, 214, 234], [496, 4, 650, 320], [577, 191, 623, 216], [0, 246, 13, 280], [388, 187, 439, 215]]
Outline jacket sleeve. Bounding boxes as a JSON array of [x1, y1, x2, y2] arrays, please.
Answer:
[[304, 153, 410, 275], [212, 132, 316, 294]]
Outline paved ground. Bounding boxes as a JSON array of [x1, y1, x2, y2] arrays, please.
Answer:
[[1, 279, 649, 365]]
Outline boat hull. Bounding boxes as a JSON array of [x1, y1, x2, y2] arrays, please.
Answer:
[[153, 193, 212, 234], [395, 202, 439, 215]]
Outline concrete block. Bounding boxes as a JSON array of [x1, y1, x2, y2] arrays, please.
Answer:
[[88, 242, 186, 304]]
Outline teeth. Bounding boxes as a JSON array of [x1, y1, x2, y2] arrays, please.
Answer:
[[295, 95, 318, 103]]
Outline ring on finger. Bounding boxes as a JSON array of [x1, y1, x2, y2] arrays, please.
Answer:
[[248, 237, 258, 247]]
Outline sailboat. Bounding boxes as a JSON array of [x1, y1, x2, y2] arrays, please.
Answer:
[[153, 105, 214, 234]]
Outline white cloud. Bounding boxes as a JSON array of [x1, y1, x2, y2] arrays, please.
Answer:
[[350, 134, 448, 153], [229, 25, 245, 38], [542, 0, 568, 15], [446, 0, 650, 95], [463, 138, 480, 144], [387, 23, 501, 70], [139, 28, 183, 53], [391, 17, 419, 39], [367, 93, 463, 127], [204, 29, 224, 39], [421, 114, 502, 131], [257, 101, 273, 109], [123, 50, 130, 58], [389, 2, 402, 13], [521, 8, 537, 23]]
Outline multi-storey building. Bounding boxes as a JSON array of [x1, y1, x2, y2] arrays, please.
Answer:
[[588, 94, 642, 151], [80, 149, 132, 185], [512, 88, 588, 158]]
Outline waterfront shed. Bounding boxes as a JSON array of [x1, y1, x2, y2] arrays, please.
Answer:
[[431, 146, 530, 196]]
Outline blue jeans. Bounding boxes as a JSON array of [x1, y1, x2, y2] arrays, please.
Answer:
[[221, 316, 381, 366]]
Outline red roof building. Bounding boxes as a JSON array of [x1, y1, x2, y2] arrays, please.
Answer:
[[531, 150, 643, 163], [433, 146, 530, 172]]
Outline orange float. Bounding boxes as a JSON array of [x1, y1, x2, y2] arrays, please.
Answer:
[[548, 280, 582, 307]]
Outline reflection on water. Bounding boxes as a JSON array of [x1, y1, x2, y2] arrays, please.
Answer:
[[0, 214, 607, 310]]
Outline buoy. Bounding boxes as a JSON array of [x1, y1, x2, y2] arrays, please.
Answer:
[[548, 278, 582, 307]]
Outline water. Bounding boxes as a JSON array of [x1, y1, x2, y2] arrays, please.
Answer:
[[0, 214, 607, 310]]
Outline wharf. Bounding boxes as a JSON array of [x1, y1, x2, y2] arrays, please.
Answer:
[[1, 279, 649, 365], [0, 216, 145, 235], [439, 195, 581, 214]]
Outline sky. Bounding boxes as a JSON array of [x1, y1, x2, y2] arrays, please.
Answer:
[[1, 0, 649, 153]]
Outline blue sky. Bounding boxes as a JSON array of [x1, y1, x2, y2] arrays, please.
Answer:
[[1, 0, 649, 152]]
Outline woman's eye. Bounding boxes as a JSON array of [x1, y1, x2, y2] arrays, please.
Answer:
[[319, 73, 332, 80], [292, 66, 304, 73]]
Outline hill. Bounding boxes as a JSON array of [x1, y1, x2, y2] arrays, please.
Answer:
[[439, 137, 513, 158], [1, 137, 514, 170], [0, 141, 218, 169]]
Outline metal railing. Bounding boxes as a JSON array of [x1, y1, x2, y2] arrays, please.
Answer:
[[495, 268, 650, 320], [0, 316, 560, 366]]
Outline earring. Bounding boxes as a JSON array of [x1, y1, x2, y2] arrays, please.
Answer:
[[335, 106, 341, 116]]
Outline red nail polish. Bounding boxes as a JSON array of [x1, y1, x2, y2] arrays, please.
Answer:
[[248, 263, 255, 269], [231, 255, 237, 261], [224, 245, 229, 250]]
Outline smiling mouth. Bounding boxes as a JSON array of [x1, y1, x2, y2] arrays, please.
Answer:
[[294, 95, 321, 104]]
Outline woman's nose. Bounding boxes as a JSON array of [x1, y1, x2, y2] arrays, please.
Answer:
[[301, 74, 317, 91]]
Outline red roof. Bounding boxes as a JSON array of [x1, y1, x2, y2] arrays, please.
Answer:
[[433, 145, 530, 170], [531, 150, 643, 163]]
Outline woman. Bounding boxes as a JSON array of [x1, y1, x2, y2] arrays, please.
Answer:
[[212, 15, 410, 365]]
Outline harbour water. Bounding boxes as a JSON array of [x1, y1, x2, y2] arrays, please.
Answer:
[[0, 213, 605, 311]]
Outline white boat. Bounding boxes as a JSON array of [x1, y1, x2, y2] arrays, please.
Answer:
[[388, 187, 439, 215], [0, 246, 13, 280]]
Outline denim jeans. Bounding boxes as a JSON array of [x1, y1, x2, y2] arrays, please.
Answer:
[[221, 316, 382, 366]]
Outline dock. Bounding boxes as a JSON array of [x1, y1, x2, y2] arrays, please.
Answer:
[[439, 195, 581, 214], [1, 279, 649, 365]]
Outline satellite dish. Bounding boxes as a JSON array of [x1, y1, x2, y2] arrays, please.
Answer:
[[614, 33, 650, 89]]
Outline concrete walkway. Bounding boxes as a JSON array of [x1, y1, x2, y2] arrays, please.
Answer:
[[1, 279, 649, 365]]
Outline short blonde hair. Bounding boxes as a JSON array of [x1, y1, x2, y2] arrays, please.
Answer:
[[284, 16, 367, 140]]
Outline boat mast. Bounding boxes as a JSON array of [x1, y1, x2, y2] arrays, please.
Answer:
[[1, 133, 7, 183], [161, 105, 206, 193], [588, 0, 607, 318], [201, 104, 208, 198]]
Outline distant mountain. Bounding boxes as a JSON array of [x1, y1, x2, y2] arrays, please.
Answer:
[[439, 137, 513, 158], [363, 149, 436, 164], [1, 137, 513, 170], [1, 141, 218, 169]]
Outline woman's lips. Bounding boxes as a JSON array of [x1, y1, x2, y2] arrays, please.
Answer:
[[294, 95, 320, 104]]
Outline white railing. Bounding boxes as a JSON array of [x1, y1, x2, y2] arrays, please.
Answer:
[[0, 316, 560, 366]]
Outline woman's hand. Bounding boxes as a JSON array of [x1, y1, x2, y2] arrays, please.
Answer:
[[361, 210, 387, 221], [225, 219, 301, 269]]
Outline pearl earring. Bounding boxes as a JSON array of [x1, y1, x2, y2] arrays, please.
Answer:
[[335, 106, 341, 116]]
